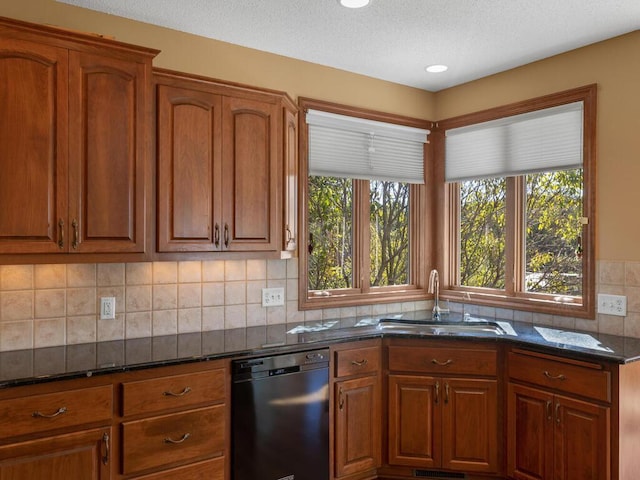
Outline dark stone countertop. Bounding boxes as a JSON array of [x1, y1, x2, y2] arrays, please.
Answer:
[[2, 311, 640, 389]]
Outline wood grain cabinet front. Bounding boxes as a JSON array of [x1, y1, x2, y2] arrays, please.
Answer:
[[0, 17, 156, 255], [0, 382, 114, 480], [507, 348, 611, 480], [385, 339, 499, 476], [118, 362, 229, 479], [331, 340, 382, 480], [155, 69, 297, 255]]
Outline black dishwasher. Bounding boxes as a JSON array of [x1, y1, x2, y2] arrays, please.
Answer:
[[231, 349, 330, 480]]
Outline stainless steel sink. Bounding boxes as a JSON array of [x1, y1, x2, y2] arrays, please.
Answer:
[[377, 318, 505, 336]]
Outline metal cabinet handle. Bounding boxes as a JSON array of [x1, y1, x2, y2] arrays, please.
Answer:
[[32, 406, 67, 418], [546, 400, 553, 421], [285, 226, 295, 249], [434, 381, 440, 405], [164, 433, 191, 444], [351, 359, 368, 367], [555, 402, 561, 425], [214, 223, 220, 248], [544, 371, 566, 381], [445, 382, 450, 404], [72, 219, 79, 250], [339, 387, 344, 410], [163, 386, 192, 397], [58, 219, 64, 249], [102, 432, 110, 465], [223, 223, 229, 248], [431, 358, 453, 366]]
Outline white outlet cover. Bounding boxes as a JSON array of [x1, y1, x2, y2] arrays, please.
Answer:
[[100, 297, 116, 320], [262, 287, 285, 307], [597, 293, 627, 316]]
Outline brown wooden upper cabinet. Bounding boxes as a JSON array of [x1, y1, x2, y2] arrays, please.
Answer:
[[155, 70, 298, 254], [0, 17, 157, 254]]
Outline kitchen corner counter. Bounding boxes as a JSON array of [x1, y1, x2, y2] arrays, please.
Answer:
[[2, 311, 640, 388]]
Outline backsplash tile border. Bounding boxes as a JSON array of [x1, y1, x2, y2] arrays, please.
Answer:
[[0, 259, 636, 351]]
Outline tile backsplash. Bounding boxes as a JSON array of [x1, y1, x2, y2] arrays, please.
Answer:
[[0, 259, 636, 352]]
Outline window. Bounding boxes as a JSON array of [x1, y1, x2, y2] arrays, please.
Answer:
[[299, 99, 432, 308], [437, 85, 596, 318]]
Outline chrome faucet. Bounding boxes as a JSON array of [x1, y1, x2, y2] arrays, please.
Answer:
[[428, 269, 449, 321]]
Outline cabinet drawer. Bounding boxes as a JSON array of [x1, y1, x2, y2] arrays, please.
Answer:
[[388, 345, 497, 376], [0, 384, 113, 440], [122, 369, 225, 416], [335, 346, 380, 378], [122, 405, 225, 475], [508, 350, 610, 402], [133, 456, 224, 480]]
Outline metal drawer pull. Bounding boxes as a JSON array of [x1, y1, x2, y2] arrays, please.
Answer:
[[162, 386, 192, 397], [224, 223, 229, 248], [102, 432, 110, 465], [546, 400, 553, 421], [32, 406, 67, 418], [214, 223, 220, 248], [431, 359, 453, 366], [434, 381, 440, 404], [543, 371, 566, 381], [555, 402, 561, 425], [351, 359, 368, 367], [445, 382, 450, 404], [164, 433, 191, 444], [339, 387, 344, 410]]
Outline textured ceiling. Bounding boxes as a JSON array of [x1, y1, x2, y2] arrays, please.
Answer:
[[57, 0, 640, 91]]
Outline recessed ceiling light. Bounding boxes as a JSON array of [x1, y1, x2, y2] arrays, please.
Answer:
[[339, 0, 370, 8], [426, 64, 448, 73]]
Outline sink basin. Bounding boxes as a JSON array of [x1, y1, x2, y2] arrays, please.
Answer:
[[377, 318, 505, 336]]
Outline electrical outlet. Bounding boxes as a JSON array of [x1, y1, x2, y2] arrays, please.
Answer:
[[262, 287, 285, 307], [597, 293, 627, 316], [100, 297, 116, 320]]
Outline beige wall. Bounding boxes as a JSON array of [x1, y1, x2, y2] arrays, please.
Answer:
[[0, 0, 435, 119]]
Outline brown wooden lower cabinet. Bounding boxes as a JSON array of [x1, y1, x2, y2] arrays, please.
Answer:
[[387, 374, 498, 473], [507, 382, 610, 480], [0, 426, 112, 480], [332, 340, 382, 480]]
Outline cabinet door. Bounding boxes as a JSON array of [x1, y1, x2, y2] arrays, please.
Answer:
[[442, 378, 498, 473], [222, 96, 280, 251], [388, 374, 440, 468], [507, 383, 554, 480], [157, 83, 222, 252], [0, 38, 68, 253], [0, 427, 111, 480], [554, 394, 610, 480], [335, 375, 381, 478], [68, 51, 148, 253]]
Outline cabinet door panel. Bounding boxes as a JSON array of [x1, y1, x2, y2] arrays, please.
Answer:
[[442, 378, 498, 473], [157, 84, 222, 251], [335, 375, 380, 477], [69, 51, 147, 252], [222, 96, 279, 251], [507, 383, 554, 480], [0, 427, 111, 480], [554, 394, 610, 480], [388, 374, 439, 468], [0, 38, 68, 253]]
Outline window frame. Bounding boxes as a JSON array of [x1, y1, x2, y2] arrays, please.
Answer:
[[298, 98, 433, 310], [434, 85, 597, 318]]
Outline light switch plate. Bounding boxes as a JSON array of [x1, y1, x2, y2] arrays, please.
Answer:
[[597, 293, 627, 316], [262, 288, 285, 307]]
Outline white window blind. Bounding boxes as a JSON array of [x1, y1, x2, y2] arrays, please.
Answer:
[[306, 109, 430, 184], [445, 101, 584, 182]]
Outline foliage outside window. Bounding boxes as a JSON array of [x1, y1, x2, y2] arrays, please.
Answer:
[[438, 85, 596, 318], [299, 99, 432, 309]]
